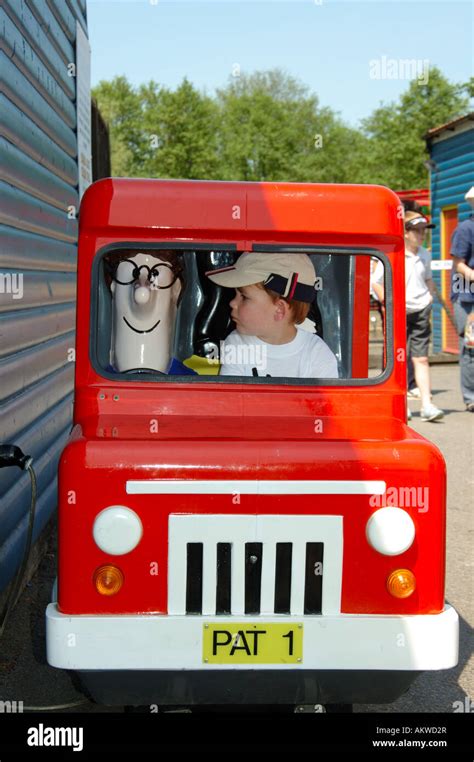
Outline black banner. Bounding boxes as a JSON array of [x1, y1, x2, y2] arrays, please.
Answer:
[[0, 711, 472, 757]]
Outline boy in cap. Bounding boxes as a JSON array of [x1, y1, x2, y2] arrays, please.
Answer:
[[374, 211, 444, 421], [205, 252, 338, 378], [404, 211, 444, 421]]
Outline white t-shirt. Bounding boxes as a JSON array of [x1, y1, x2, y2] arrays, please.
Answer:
[[404, 246, 433, 314], [219, 326, 339, 378], [373, 246, 433, 313], [370, 259, 384, 301]]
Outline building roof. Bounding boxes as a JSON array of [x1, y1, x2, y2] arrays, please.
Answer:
[[425, 112, 474, 140], [395, 188, 430, 206]]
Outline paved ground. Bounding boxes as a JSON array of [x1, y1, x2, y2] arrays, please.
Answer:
[[0, 363, 472, 714], [356, 363, 473, 713]]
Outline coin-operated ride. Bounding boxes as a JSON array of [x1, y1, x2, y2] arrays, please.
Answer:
[[46, 179, 458, 709]]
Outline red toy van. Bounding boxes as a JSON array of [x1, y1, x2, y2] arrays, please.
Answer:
[[46, 179, 458, 709]]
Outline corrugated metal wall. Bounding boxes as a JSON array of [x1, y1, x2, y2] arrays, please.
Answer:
[[0, 0, 88, 593], [429, 126, 474, 353]]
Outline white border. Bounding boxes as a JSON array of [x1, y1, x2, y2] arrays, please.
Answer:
[[127, 480, 386, 495]]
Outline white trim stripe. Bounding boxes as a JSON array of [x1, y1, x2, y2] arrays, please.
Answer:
[[127, 480, 386, 495]]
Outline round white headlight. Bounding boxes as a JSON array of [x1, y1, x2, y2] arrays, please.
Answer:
[[366, 507, 415, 556], [93, 506, 143, 555]]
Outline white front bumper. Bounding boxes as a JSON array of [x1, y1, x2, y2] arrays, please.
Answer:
[[46, 603, 458, 672]]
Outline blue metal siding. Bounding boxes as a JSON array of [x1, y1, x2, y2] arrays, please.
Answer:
[[1, 7, 76, 109], [429, 125, 474, 352], [0, 137, 79, 209], [0, 0, 87, 592], [1, 54, 77, 154], [1, 95, 78, 184], [5, 1, 75, 79]]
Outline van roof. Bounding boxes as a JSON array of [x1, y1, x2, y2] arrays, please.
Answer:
[[80, 178, 402, 241]]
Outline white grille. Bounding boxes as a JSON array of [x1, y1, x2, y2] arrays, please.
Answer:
[[168, 515, 343, 616]]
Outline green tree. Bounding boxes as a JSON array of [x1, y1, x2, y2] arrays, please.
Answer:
[[138, 78, 221, 179], [215, 69, 364, 183], [92, 76, 145, 176], [93, 67, 470, 187], [359, 67, 470, 188], [461, 76, 474, 99]]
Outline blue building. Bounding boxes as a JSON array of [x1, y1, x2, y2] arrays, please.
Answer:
[[0, 1, 89, 599], [425, 113, 474, 354]]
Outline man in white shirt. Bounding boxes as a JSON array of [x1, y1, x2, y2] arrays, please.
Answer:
[[205, 252, 338, 379]]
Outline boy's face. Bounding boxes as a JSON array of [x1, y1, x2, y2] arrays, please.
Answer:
[[229, 284, 281, 337], [405, 226, 426, 249]]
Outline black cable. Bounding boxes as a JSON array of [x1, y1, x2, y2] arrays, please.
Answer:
[[0, 447, 37, 639], [0, 444, 33, 471], [0, 447, 97, 711], [22, 699, 91, 711]]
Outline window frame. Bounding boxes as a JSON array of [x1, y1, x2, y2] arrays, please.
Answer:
[[89, 241, 393, 387]]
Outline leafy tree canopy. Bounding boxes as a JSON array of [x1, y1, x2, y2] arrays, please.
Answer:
[[92, 66, 471, 190]]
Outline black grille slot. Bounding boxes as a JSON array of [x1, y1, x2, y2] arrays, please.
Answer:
[[274, 542, 292, 614], [245, 542, 262, 614], [216, 543, 232, 614], [186, 543, 203, 614], [304, 542, 324, 614]]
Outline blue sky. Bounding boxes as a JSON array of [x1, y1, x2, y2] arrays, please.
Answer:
[[87, 0, 473, 127]]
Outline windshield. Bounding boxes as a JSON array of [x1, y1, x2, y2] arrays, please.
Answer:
[[92, 246, 389, 383]]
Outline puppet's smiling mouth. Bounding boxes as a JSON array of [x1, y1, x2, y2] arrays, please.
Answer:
[[123, 317, 161, 334]]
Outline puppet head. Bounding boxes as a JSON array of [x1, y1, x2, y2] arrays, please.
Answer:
[[106, 250, 184, 372]]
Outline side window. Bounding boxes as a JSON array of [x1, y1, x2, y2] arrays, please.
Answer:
[[95, 247, 237, 376]]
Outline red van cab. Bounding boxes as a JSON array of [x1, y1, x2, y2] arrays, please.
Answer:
[[46, 179, 458, 708]]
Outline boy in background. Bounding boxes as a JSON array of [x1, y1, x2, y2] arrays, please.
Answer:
[[374, 211, 443, 421]]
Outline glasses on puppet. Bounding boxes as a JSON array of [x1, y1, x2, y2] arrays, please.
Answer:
[[103, 251, 186, 301], [108, 259, 180, 288]]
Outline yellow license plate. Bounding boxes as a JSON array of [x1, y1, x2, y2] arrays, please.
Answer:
[[203, 623, 303, 664]]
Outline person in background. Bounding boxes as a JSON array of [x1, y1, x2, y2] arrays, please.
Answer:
[[374, 211, 444, 421], [369, 257, 386, 373], [370, 257, 385, 305], [403, 211, 444, 421], [402, 200, 422, 400], [450, 186, 474, 412]]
